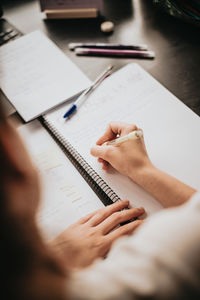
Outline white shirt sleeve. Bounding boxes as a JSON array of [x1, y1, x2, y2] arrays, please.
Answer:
[[67, 192, 200, 300]]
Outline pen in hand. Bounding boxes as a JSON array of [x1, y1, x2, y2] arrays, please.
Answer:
[[63, 64, 114, 119], [102, 130, 143, 146]]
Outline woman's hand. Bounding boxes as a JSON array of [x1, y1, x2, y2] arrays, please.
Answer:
[[90, 122, 153, 185], [91, 122, 196, 208], [50, 200, 145, 270]]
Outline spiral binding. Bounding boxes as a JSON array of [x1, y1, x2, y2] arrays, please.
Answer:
[[40, 117, 121, 206]]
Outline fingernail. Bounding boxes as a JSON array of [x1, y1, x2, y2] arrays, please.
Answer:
[[139, 207, 145, 211], [121, 200, 129, 205]]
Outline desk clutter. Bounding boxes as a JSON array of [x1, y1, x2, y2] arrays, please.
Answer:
[[0, 29, 156, 123], [0, 19, 22, 46], [69, 42, 155, 59]]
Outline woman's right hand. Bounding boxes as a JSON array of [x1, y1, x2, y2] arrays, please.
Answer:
[[90, 122, 153, 184], [91, 122, 196, 208]]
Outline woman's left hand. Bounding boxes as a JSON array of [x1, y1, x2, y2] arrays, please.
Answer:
[[50, 200, 145, 270]]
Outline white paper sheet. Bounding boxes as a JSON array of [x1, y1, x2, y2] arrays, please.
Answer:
[[18, 120, 103, 241], [0, 31, 91, 122], [44, 63, 200, 215]]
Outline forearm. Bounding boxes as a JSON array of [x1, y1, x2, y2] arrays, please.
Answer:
[[131, 165, 196, 208], [90, 122, 196, 208]]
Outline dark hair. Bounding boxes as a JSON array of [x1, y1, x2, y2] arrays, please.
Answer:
[[0, 101, 68, 299], [0, 98, 6, 123], [1, 202, 67, 299]]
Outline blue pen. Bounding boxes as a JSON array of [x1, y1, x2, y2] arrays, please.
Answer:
[[63, 64, 113, 119]]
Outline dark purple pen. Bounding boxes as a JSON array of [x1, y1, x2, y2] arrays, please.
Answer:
[[69, 42, 148, 51], [75, 48, 155, 59]]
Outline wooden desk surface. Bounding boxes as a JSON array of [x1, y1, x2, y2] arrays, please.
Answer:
[[3, 0, 200, 115]]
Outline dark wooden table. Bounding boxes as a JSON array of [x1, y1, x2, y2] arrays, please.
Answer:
[[3, 0, 200, 115]]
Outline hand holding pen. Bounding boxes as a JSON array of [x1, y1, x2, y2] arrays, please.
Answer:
[[102, 130, 143, 146], [63, 64, 113, 119], [90, 122, 150, 185]]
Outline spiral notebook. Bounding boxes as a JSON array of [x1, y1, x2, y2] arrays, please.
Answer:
[[19, 120, 104, 241], [42, 63, 200, 216]]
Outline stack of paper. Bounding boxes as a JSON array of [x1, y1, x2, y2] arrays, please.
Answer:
[[0, 31, 91, 122]]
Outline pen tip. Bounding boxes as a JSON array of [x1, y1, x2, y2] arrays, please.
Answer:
[[109, 64, 114, 70], [147, 51, 155, 58], [75, 48, 86, 55], [136, 130, 143, 138], [58, 117, 67, 124], [68, 43, 76, 50]]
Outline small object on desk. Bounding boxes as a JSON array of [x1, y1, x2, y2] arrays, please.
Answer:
[[44, 8, 98, 19], [0, 19, 22, 46], [39, 0, 103, 19], [63, 64, 113, 119], [103, 130, 143, 146], [100, 21, 115, 33], [69, 42, 148, 51], [75, 48, 155, 59]]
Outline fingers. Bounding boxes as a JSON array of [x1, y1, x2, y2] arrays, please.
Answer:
[[91, 122, 139, 163], [90, 144, 113, 160], [98, 158, 104, 163], [96, 124, 116, 146], [77, 208, 103, 224], [99, 207, 145, 234], [102, 161, 109, 170], [88, 200, 130, 226], [96, 122, 138, 145], [107, 219, 143, 243]]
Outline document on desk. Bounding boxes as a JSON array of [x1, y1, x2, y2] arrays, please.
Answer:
[[0, 30, 91, 122], [18, 120, 103, 241], [44, 63, 200, 215]]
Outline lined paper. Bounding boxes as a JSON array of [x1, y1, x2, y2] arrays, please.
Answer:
[[45, 63, 200, 215], [18, 120, 103, 241]]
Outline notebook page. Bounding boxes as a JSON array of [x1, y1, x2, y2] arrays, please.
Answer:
[[44, 63, 200, 215], [18, 120, 103, 241], [0, 31, 91, 122]]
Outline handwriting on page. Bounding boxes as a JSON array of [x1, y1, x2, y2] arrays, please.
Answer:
[[33, 150, 62, 171], [19, 120, 103, 241], [44, 64, 165, 215], [34, 148, 101, 241], [46, 64, 158, 162], [45, 63, 200, 216]]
